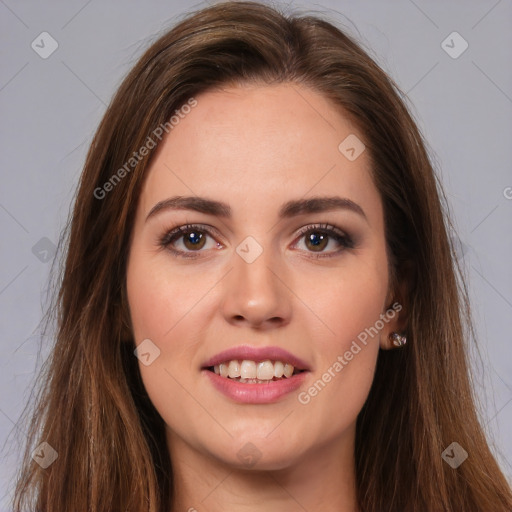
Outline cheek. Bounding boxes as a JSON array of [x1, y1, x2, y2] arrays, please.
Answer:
[[293, 256, 388, 432], [126, 247, 217, 391], [126, 253, 208, 440], [305, 255, 389, 353], [126, 250, 210, 341]]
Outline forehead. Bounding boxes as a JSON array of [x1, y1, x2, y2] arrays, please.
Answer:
[[138, 83, 380, 220]]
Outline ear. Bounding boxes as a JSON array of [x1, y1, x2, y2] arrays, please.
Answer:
[[379, 265, 410, 350]]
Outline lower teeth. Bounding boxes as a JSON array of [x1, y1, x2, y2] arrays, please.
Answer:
[[228, 377, 284, 384]]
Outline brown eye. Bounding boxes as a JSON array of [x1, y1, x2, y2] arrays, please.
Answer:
[[304, 232, 329, 252], [159, 224, 222, 259], [182, 230, 206, 250], [294, 224, 355, 258]]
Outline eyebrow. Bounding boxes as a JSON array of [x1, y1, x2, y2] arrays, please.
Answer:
[[146, 195, 367, 222]]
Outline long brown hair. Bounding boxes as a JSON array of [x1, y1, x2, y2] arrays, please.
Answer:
[[12, 2, 512, 510]]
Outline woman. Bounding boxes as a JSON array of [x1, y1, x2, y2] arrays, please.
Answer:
[[12, 1, 512, 511]]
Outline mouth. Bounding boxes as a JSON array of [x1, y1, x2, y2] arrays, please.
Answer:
[[201, 345, 310, 402]]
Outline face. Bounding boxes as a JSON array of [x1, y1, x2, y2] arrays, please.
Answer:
[[126, 83, 401, 471]]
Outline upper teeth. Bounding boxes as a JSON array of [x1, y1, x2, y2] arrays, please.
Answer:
[[213, 360, 295, 380]]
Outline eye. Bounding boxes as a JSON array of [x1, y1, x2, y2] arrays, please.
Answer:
[[159, 224, 222, 259], [293, 223, 354, 258]]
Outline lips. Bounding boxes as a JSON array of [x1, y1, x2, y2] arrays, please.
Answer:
[[202, 345, 310, 403]]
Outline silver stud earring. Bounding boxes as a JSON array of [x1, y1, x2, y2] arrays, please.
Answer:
[[389, 332, 407, 347]]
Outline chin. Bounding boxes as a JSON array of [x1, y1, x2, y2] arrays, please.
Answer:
[[205, 434, 309, 472]]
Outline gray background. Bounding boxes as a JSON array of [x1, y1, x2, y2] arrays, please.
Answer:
[[1, 0, 511, 505]]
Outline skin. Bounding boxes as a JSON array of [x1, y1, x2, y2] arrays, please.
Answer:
[[126, 83, 405, 512]]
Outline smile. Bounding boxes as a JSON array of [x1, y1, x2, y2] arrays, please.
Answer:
[[202, 346, 310, 403]]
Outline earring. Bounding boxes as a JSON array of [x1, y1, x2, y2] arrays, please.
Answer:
[[389, 332, 407, 347]]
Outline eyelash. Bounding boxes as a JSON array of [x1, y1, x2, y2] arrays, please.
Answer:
[[158, 223, 355, 259]]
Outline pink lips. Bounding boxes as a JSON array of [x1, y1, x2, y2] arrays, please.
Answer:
[[201, 345, 311, 404], [203, 370, 308, 404]]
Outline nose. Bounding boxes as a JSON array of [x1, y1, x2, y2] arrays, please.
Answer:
[[220, 242, 292, 330]]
